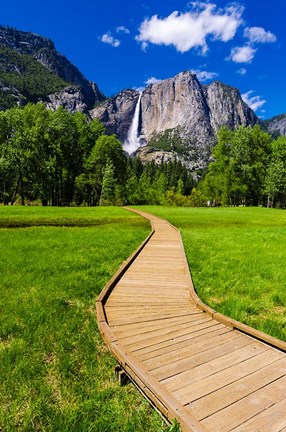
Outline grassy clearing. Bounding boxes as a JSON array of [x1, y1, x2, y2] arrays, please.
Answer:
[[136, 206, 286, 342], [0, 206, 167, 431]]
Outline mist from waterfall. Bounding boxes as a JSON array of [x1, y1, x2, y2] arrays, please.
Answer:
[[123, 92, 142, 155]]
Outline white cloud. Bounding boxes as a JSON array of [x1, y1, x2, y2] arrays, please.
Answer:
[[244, 26, 277, 44], [136, 3, 244, 54], [227, 45, 256, 63], [141, 41, 148, 52], [100, 32, 120, 47], [116, 26, 130, 34], [144, 76, 162, 85], [242, 90, 266, 111], [190, 69, 218, 81], [237, 67, 247, 75]]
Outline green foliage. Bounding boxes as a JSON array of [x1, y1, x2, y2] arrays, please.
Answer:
[[1, 107, 285, 209], [0, 206, 165, 431], [0, 104, 109, 206], [264, 136, 286, 207], [100, 159, 117, 205], [166, 419, 182, 432], [0, 45, 68, 108], [148, 128, 193, 155], [200, 125, 272, 206]]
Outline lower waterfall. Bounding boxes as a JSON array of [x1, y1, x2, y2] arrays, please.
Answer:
[[123, 92, 142, 155]]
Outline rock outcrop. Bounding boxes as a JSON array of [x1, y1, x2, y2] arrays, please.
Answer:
[[265, 114, 286, 137], [46, 86, 88, 113], [91, 71, 259, 169], [0, 26, 104, 111], [90, 89, 140, 141]]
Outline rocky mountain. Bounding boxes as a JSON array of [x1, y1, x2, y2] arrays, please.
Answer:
[[264, 114, 286, 137], [0, 26, 104, 112], [91, 71, 258, 169]]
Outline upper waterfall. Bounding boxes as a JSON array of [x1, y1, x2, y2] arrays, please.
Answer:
[[123, 92, 142, 155]]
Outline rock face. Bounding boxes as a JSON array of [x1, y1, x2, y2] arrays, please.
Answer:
[[46, 86, 88, 113], [92, 71, 259, 168], [265, 114, 286, 137], [90, 89, 139, 141], [0, 26, 104, 111]]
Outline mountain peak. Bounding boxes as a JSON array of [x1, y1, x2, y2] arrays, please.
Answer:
[[0, 25, 105, 112], [91, 70, 259, 169]]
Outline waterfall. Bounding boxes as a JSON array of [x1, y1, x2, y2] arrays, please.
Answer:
[[123, 92, 142, 155]]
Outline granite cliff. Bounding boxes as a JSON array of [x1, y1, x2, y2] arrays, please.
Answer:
[[0, 26, 104, 111], [264, 114, 286, 137], [91, 71, 258, 169]]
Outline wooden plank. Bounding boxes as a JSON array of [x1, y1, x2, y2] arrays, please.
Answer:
[[137, 327, 231, 362], [121, 316, 214, 349], [125, 320, 221, 353], [152, 335, 252, 382], [162, 341, 270, 392], [131, 322, 222, 355], [143, 330, 239, 370], [190, 359, 286, 425], [111, 312, 200, 332], [201, 374, 286, 431], [107, 310, 197, 326], [173, 347, 283, 405], [98, 207, 286, 431], [112, 313, 204, 338], [230, 396, 286, 431]]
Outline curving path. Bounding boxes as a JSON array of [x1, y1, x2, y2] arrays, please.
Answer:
[[96, 208, 286, 431]]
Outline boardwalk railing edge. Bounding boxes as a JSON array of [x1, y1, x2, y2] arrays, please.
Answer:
[[126, 207, 286, 352], [158, 211, 286, 353], [96, 209, 207, 432], [96, 207, 286, 432]]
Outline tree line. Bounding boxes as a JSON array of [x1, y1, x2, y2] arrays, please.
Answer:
[[0, 103, 194, 206], [1, 103, 286, 208], [200, 125, 286, 208]]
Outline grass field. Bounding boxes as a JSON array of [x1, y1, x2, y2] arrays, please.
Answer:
[[2, 205, 286, 431], [136, 206, 286, 342], [0, 206, 168, 432]]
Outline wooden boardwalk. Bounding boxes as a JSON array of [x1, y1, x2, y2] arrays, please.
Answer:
[[96, 208, 286, 431]]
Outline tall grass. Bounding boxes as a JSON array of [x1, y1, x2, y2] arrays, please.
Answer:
[[0, 207, 166, 431], [136, 206, 286, 342]]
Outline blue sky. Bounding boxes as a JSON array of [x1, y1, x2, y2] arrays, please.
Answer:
[[1, 0, 285, 118]]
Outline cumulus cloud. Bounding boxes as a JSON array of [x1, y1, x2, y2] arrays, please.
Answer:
[[244, 26, 277, 44], [144, 76, 162, 85], [242, 90, 266, 111], [190, 69, 218, 81], [100, 32, 120, 47], [136, 2, 244, 53], [237, 67, 247, 75], [116, 26, 130, 34], [227, 45, 256, 63]]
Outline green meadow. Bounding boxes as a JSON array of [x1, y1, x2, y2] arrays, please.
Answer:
[[0, 206, 165, 431], [137, 206, 286, 342], [1, 205, 286, 431]]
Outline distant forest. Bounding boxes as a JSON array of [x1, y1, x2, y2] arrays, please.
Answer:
[[0, 103, 286, 208]]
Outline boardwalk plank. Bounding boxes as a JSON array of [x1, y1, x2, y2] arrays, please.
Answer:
[[151, 336, 251, 381], [201, 374, 286, 431], [230, 397, 286, 431], [162, 342, 270, 392], [191, 360, 286, 424], [97, 208, 286, 432], [173, 348, 283, 405]]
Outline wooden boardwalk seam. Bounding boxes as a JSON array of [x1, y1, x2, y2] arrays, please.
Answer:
[[96, 208, 286, 431]]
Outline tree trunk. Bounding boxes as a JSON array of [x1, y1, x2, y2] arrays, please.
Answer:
[[11, 175, 20, 205]]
